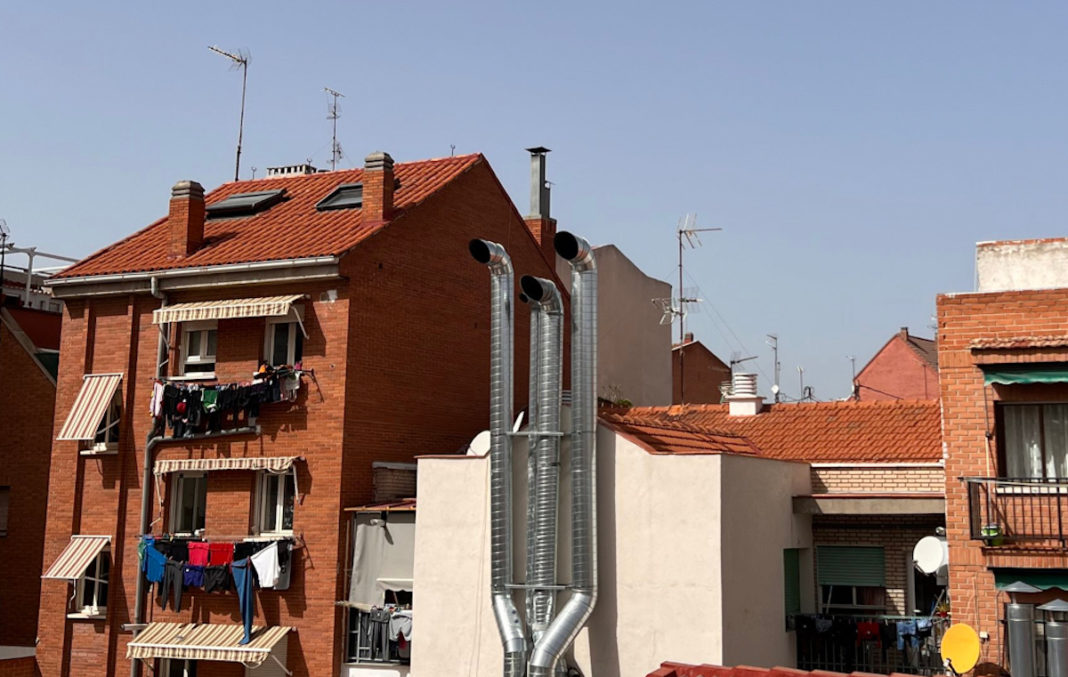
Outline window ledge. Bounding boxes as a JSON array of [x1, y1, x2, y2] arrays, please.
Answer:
[[81, 444, 118, 457], [67, 611, 106, 621]]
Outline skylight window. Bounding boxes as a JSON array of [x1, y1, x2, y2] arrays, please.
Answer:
[[206, 189, 286, 217], [315, 183, 363, 211]]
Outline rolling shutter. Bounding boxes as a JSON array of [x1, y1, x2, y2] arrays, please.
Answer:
[[817, 546, 885, 587]]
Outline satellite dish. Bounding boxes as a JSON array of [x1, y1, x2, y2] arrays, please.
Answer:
[[467, 430, 491, 457], [914, 536, 949, 575], [771, 384, 780, 395], [940, 623, 981, 675]]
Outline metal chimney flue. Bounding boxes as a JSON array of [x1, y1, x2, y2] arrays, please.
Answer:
[[526, 147, 551, 220]]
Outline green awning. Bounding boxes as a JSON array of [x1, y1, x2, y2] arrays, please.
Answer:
[[982, 365, 1068, 386], [994, 569, 1068, 591]]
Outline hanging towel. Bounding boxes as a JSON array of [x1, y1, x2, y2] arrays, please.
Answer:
[[188, 542, 209, 567], [208, 542, 234, 566], [250, 542, 281, 588], [144, 546, 166, 583]]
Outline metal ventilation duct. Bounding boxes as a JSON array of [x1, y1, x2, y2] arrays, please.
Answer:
[[469, 239, 527, 677], [528, 232, 598, 677], [520, 275, 564, 643]]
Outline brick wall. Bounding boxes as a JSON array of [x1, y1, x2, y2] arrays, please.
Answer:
[[810, 466, 944, 493], [0, 319, 55, 647], [673, 342, 730, 405], [372, 465, 416, 502], [937, 286, 1068, 668], [813, 515, 943, 615], [855, 335, 938, 401], [0, 657, 40, 677]]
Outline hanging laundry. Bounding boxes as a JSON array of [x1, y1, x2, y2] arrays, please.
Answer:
[[183, 564, 205, 588], [158, 560, 184, 610], [203, 565, 232, 593], [188, 541, 209, 567], [144, 545, 166, 584], [231, 558, 255, 644], [250, 541, 281, 588], [208, 542, 234, 566]]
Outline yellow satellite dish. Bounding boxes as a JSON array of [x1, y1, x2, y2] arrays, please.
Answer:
[[941, 623, 981, 675]]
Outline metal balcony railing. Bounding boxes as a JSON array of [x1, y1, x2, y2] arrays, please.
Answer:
[[964, 477, 1068, 546], [794, 614, 948, 675]]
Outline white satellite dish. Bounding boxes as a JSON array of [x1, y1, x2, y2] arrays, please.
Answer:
[[467, 430, 491, 457], [913, 535, 949, 575]]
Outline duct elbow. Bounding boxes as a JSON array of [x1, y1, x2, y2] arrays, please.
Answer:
[[520, 275, 562, 313], [470, 238, 513, 272], [554, 232, 595, 271]]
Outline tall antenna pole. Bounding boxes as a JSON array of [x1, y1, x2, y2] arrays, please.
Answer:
[[675, 214, 722, 342], [324, 87, 345, 171], [0, 220, 8, 347], [767, 334, 781, 403], [209, 45, 250, 182], [847, 355, 857, 399]]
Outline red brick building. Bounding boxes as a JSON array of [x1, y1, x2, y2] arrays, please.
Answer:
[[0, 304, 58, 651], [939, 237, 1068, 673], [36, 151, 561, 676], [672, 333, 731, 404], [854, 327, 938, 401]]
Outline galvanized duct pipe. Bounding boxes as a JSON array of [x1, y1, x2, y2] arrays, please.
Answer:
[[1048, 621, 1068, 677], [521, 276, 564, 643], [469, 239, 527, 677], [528, 232, 598, 677], [524, 292, 541, 641], [1007, 603, 1038, 677]]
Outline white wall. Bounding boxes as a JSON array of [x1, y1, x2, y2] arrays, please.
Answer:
[[717, 454, 812, 668], [558, 245, 672, 406], [976, 238, 1068, 292], [413, 423, 812, 677]]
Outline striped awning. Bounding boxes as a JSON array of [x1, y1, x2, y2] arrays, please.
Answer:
[[56, 373, 123, 441], [154, 456, 301, 476], [42, 535, 110, 580], [126, 623, 291, 667], [152, 295, 303, 325]]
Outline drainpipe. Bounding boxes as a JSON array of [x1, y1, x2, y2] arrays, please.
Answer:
[[129, 278, 258, 677], [528, 232, 597, 677], [469, 239, 527, 677], [520, 276, 564, 644]]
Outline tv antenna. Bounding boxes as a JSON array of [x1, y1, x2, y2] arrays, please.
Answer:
[[208, 45, 250, 182], [324, 87, 345, 170], [766, 334, 781, 402], [0, 219, 8, 345], [674, 213, 721, 343], [847, 355, 857, 398]]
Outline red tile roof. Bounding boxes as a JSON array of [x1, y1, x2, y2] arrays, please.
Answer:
[[600, 400, 942, 463], [599, 417, 761, 456], [904, 334, 938, 371], [56, 154, 482, 278], [647, 662, 904, 677]]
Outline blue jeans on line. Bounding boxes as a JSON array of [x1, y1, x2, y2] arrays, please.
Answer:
[[231, 558, 255, 644]]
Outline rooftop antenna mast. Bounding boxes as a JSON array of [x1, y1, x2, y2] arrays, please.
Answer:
[[674, 213, 722, 342], [767, 334, 781, 402], [324, 87, 345, 171], [0, 220, 8, 346], [209, 45, 250, 182]]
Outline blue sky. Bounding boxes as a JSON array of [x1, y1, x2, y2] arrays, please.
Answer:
[[3, 2, 1067, 399]]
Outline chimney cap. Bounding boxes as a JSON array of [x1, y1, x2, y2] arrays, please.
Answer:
[[526, 146, 551, 155], [171, 180, 204, 200], [364, 151, 395, 172]]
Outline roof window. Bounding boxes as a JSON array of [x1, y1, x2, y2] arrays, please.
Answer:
[[316, 183, 363, 211], [206, 189, 286, 218]]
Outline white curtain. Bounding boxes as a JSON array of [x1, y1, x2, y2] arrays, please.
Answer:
[[1004, 406, 1042, 478], [1044, 405, 1068, 479], [348, 512, 416, 608]]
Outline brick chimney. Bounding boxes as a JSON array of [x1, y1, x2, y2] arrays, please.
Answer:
[[363, 151, 395, 222], [523, 147, 557, 262], [168, 180, 205, 258]]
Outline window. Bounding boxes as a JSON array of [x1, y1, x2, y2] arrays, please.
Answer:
[[0, 487, 8, 537], [89, 392, 121, 452], [257, 471, 295, 535], [181, 321, 217, 375], [346, 603, 411, 664], [265, 314, 303, 367], [819, 585, 886, 614], [170, 472, 207, 535], [162, 659, 197, 677], [1001, 404, 1068, 479], [206, 189, 286, 218], [76, 550, 109, 617], [816, 545, 885, 615], [316, 183, 363, 211]]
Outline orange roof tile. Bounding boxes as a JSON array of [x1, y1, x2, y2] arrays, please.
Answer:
[[56, 154, 482, 278], [971, 335, 1068, 350], [599, 417, 761, 456], [601, 400, 942, 463]]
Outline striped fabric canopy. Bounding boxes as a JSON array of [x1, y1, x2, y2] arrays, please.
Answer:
[[42, 535, 110, 580], [152, 295, 303, 325], [126, 623, 291, 666], [154, 456, 301, 476], [56, 374, 123, 441]]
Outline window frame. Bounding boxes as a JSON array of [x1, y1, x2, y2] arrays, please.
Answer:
[[255, 470, 295, 537], [997, 401, 1068, 480], [84, 391, 122, 454], [179, 320, 218, 377], [73, 550, 109, 618], [263, 306, 305, 368], [169, 472, 207, 536], [819, 584, 886, 615]]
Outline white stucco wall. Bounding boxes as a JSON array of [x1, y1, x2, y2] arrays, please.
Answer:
[[976, 238, 1068, 292], [413, 423, 812, 676], [717, 454, 812, 668], [558, 245, 672, 406]]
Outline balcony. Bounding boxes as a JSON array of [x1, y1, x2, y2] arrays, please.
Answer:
[[795, 614, 948, 675], [964, 477, 1068, 546]]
